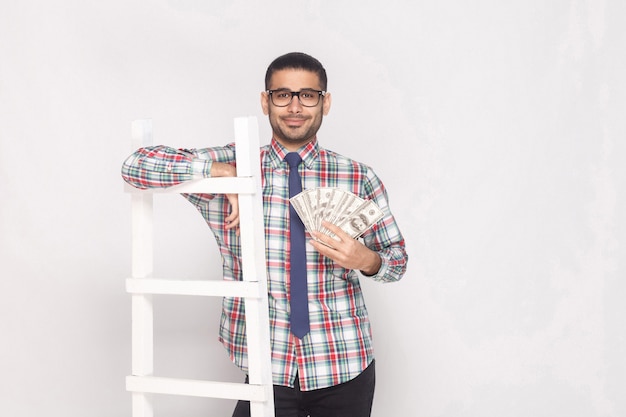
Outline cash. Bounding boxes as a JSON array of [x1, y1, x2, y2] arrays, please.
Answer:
[[290, 187, 384, 240]]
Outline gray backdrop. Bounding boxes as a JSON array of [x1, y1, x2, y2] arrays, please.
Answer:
[[1, 1, 624, 416]]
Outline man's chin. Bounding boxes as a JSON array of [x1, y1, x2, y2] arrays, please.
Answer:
[[284, 137, 312, 146], [279, 128, 314, 143]]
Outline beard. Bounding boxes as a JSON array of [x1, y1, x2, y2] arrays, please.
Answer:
[[267, 109, 324, 147]]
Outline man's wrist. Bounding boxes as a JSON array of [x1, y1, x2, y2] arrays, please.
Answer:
[[361, 252, 382, 276], [210, 161, 236, 177]]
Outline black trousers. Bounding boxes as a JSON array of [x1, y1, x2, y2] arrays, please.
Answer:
[[232, 360, 376, 417]]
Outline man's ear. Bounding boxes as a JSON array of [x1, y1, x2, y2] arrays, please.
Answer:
[[322, 92, 332, 116], [260, 91, 269, 115]]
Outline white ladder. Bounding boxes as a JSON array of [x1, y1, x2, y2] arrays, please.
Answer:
[[125, 117, 275, 417]]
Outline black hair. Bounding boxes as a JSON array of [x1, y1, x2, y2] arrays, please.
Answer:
[[264, 52, 328, 91]]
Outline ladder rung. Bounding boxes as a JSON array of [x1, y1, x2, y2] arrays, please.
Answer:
[[126, 278, 261, 298], [124, 176, 256, 195], [126, 376, 267, 401]]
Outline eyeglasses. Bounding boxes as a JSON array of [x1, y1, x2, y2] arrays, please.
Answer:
[[266, 89, 326, 107]]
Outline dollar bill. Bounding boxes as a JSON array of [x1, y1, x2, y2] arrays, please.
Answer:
[[290, 192, 315, 234], [289, 187, 383, 240], [335, 199, 384, 238]]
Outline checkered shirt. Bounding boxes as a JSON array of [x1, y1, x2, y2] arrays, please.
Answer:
[[121, 137, 408, 390]]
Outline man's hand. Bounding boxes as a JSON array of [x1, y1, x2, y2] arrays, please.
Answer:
[[211, 162, 240, 234], [310, 221, 381, 275], [224, 193, 240, 233]]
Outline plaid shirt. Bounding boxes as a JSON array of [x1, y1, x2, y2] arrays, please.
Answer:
[[121, 137, 408, 391]]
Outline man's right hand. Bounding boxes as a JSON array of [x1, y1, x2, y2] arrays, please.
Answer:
[[210, 162, 240, 234]]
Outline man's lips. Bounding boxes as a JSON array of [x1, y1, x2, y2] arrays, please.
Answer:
[[282, 117, 308, 127]]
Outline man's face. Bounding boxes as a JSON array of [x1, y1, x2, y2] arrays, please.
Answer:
[[261, 69, 331, 151]]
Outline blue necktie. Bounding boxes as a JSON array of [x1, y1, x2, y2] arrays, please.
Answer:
[[285, 152, 310, 339]]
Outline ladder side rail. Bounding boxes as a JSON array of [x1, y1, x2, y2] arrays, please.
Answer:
[[235, 117, 275, 417], [130, 119, 155, 417]]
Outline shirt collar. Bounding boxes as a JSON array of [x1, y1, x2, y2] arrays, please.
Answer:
[[269, 137, 319, 169]]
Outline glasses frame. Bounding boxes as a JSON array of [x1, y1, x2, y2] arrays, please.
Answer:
[[266, 89, 326, 107]]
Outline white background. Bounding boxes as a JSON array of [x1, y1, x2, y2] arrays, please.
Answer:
[[1, 1, 625, 416]]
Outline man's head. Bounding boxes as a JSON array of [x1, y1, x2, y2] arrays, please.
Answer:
[[350, 214, 369, 233], [261, 52, 332, 151]]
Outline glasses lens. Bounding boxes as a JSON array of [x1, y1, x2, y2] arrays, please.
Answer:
[[271, 90, 292, 106], [270, 89, 322, 107], [298, 89, 321, 107]]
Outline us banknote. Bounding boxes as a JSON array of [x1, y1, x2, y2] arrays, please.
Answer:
[[290, 187, 384, 240]]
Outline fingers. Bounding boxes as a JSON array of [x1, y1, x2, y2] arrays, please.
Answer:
[[310, 233, 338, 252], [224, 193, 240, 234], [311, 221, 375, 271], [310, 221, 349, 253], [319, 220, 351, 241], [225, 215, 240, 229]]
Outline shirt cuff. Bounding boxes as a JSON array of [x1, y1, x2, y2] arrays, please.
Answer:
[[191, 158, 212, 179], [362, 255, 389, 282]]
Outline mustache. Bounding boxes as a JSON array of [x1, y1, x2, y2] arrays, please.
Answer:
[[280, 115, 309, 120]]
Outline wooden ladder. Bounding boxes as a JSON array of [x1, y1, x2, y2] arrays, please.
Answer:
[[124, 117, 275, 417]]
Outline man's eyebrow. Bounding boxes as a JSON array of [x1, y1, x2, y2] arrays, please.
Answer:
[[269, 87, 319, 91]]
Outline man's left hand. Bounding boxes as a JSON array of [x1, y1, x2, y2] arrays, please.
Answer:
[[310, 221, 381, 276]]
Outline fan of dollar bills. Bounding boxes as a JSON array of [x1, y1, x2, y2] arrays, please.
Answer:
[[290, 187, 384, 240]]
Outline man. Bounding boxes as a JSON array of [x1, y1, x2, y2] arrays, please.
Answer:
[[121, 52, 408, 417]]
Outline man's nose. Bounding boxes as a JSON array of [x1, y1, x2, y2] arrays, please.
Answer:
[[287, 92, 303, 112]]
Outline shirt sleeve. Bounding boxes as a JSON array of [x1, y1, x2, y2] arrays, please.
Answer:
[[360, 167, 408, 283], [121, 144, 237, 189]]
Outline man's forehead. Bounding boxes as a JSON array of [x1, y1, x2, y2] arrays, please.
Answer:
[[268, 69, 322, 90]]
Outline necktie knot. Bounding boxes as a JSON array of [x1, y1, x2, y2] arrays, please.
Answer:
[[285, 152, 302, 168]]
